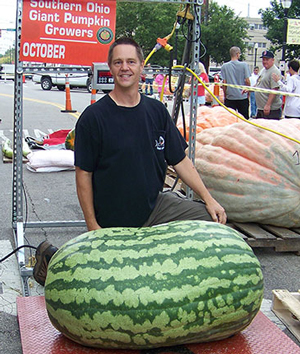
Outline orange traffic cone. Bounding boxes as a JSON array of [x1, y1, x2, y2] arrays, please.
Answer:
[[22, 74, 26, 83], [212, 74, 220, 107], [91, 88, 97, 104], [61, 74, 77, 113]]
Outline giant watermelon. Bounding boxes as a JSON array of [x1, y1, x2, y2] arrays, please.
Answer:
[[45, 220, 264, 349]]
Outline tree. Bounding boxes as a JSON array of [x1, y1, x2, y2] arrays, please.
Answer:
[[115, 2, 250, 69], [200, 2, 250, 69], [0, 47, 15, 64], [259, 0, 300, 60], [116, 2, 186, 67]]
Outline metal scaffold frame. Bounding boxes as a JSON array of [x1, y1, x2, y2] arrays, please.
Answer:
[[12, 0, 202, 295]]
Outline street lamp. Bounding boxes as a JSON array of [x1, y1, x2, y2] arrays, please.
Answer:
[[254, 43, 258, 67], [280, 0, 292, 75]]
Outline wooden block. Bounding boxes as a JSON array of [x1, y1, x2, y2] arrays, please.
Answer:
[[272, 289, 300, 322], [272, 289, 300, 341], [2, 154, 28, 163]]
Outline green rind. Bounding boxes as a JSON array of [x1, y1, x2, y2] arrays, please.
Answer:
[[65, 129, 75, 151], [45, 220, 264, 349]]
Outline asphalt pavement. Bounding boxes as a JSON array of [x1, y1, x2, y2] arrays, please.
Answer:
[[0, 79, 299, 353]]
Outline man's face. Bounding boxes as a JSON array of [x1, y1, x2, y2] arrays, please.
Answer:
[[262, 57, 274, 70], [254, 68, 259, 75], [109, 44, 144, 89]]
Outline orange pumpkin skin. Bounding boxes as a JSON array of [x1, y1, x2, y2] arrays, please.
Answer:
[[195, 119, 300, 228], [177, 106, 239, 141]]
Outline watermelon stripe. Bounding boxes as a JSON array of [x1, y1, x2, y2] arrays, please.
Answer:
[[45, 220, 264, 349]]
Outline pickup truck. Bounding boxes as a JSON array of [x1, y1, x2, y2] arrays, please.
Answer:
[[32, 66, 93, 92], [0, 64, 15, 80]]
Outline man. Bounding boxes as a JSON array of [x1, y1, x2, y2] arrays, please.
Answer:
[[249, 66, 259, 117], [272, 59, 300, 119], [221, 46, 251, 119], [33, 37, 226, 286], [255, 50, 282, 119], [144, 63, 154, 95]]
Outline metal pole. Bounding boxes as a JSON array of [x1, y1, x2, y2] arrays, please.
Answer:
[[254, 47, 257, 67], [281, 8, 288, 76], [186, 2, 202, 200]]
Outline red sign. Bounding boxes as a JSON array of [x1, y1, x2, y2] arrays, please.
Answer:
[[20, 0, 116, 66]]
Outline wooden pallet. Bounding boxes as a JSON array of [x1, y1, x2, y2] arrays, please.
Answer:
[[164, 169, 300, 255], [2, 155, 28, 163], [228, 223, 300, 255]]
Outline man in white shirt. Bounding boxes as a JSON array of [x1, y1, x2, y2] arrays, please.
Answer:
[[272, 59, 300, 118]]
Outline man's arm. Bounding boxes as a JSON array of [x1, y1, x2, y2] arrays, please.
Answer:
[[244, 77, 251, 98], [173, 156, 227, 224], [222, 79, 227, 97], [264, 91, 278, 116], [220, 66, 227, 97], [75, 166, 101, 231]]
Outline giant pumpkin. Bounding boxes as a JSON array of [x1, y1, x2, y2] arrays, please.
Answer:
[[177, 106, 239, 141], [194, 119, 300, 228]]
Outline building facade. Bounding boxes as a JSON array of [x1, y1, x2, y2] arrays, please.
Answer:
[[243, 17, 281, 72], [209, 17, 282, 74]]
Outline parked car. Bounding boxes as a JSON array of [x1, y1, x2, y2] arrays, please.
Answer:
[[32, 66, 92, 92], [0, 64, 15, 80]]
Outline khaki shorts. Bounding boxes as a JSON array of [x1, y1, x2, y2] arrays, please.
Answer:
[[143, 191, 212, 227]]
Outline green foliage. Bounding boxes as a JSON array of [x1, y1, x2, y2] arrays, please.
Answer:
[[0, 47, 15, 64], [116, 2, 185, 67], [201, 2, 249, 66], [259, 0, 300, 60], [115, 2, 249, 68]]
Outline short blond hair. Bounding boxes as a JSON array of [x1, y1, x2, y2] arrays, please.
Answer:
[[198, 62, 207, 74], [230, 46, 241, 57]]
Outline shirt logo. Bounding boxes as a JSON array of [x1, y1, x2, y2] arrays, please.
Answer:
[[155, 136, 165, 150]]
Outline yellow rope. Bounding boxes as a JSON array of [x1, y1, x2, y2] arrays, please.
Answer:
[[173, 65, 300, 146], [215, 81, 300, 98]]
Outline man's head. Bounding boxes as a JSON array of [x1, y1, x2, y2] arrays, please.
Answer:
[[108, 37, 144, 67], [260, 50, 275, 70], [107, 37, 145, 91], [288, 59, 300, 73], [253, 66, 259, 74], [229, 46, 241, 59]]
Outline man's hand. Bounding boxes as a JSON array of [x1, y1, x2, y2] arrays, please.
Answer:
[[272, 73, 281, 83], [205, 198, 227, 224], [263, 103, 271, 116]]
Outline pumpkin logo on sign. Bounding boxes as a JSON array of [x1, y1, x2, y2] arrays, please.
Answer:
[[97, 27, 114, 44]]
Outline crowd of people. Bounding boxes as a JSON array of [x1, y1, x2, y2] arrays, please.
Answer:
[[144, 46, 300, 120], [219, 47, 300, 120]]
